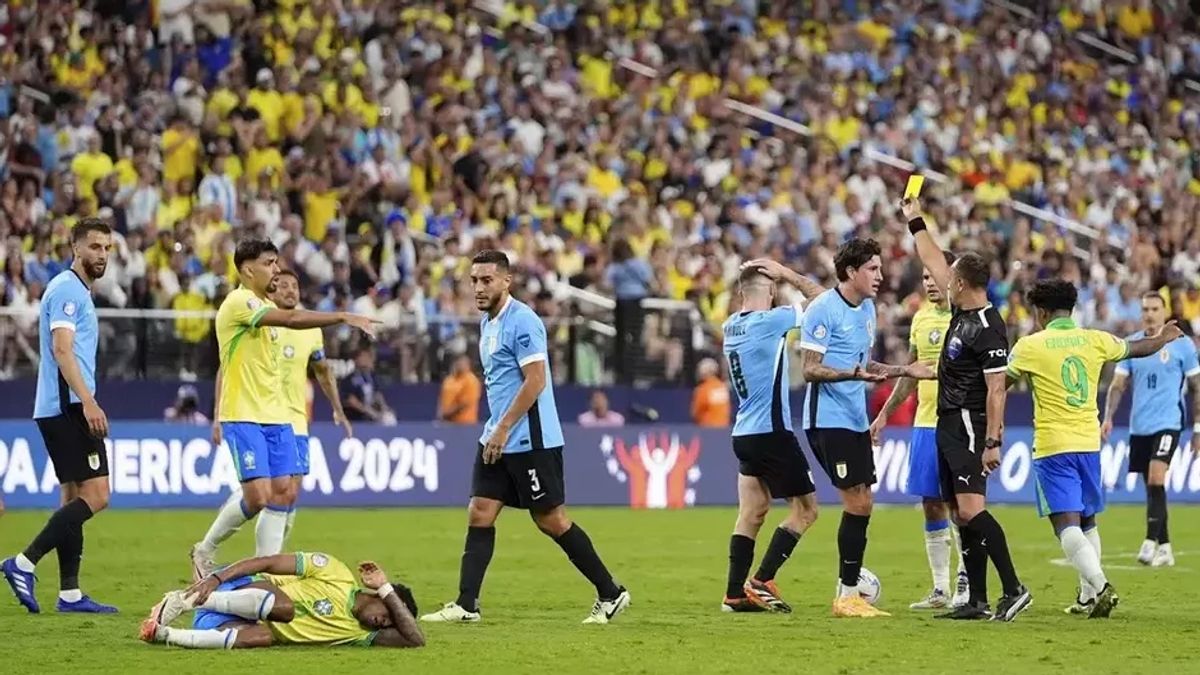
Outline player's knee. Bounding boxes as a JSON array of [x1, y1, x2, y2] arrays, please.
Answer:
[[739, 501, 769, 528], [241, 482, 272, 512], [842, 486, 873, 515], [531, 508, 571, 537], [467, 500, 500, 527], [922, 500, 947, 522], [268, 593, 294, 622], [78, 481, 110, 512], [271, 482, 299, 507]]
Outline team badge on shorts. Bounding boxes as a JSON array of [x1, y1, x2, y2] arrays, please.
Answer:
[[87, 453, 100, 470], [836, 462, 847, 479], [243, 451, 256, 471]]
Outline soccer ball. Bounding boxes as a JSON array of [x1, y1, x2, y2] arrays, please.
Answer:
[[857, 567, 882, 605]]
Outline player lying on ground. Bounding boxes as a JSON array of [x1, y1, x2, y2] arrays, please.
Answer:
[[139, 552, 424, 649], [871, 252, 970, 611], [1101, 291, 1200, 567], [1009, 280, 1184, 618], [718, 261, 825, 613]]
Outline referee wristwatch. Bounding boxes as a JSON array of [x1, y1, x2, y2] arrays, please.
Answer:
[[984, 438, 1003, 450]]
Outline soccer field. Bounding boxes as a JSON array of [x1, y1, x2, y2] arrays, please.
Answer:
[[0, 505, 1195, 674]]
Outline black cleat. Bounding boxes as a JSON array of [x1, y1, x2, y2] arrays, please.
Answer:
[[721, 594, 770, 613], [935, 601, 993, 620], [1088, 584, 1119, 619], [992, 585, 1033, 622]]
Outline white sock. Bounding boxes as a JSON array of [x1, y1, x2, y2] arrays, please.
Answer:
[[1060, 526, 1107, 596], [14, 553, 35, 573], [951, 526, 966, 578], [163, 627, 238, 649], [838, 582, 859, 599], [283, 510, 297, 543], [59, 589, 83, 602], [202, 589, 276, 620], [255, 507, 289, 556], [200, 492, 254, 552], [1081, 527, 1102, 601], [924, 525, 952, 594]]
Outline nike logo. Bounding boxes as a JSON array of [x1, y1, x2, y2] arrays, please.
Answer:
[[842, 560, 859, 565], [958, 475, 970, 484], [532, 492, 546, 501]]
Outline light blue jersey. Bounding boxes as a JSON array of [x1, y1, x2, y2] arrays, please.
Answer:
[[1115, 331, 1200, 436], [34, 270, 98, 419], [724, 304, 805, 436], [799, 288, 875, 432], [479, 297, 564, 453]]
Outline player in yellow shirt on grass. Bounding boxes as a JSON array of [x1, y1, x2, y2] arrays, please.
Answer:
[[1007, 279, 1183, 619], [139, 552, 424, 649], [190, 240, 378, 580], [872, 251, 968, 610]]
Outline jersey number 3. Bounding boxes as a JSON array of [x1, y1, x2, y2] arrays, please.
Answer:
[[727, 352, 749, 399], [1060, 356, 1089, 408]]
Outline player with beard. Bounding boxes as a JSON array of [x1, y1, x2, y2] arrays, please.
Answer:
[[3, 218, 119, 614], [421, 250, 630, 625]]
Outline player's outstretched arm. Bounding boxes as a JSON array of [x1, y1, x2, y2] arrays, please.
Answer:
[[801, 349, 883, 383], [1101, 372, 1129, 441], [901, 198, 951, 299], [867, 360, 936, 380], [186, 554, 300, 603], [1125, 321, 1185, 358], [741, 258, 827, 301], [258, 308, 382, 339]]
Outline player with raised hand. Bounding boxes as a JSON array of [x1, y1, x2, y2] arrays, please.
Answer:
[[799, 238, 935, 618], [871, 252, 970, 611], [420, 250, 629, 625], [190, 239, 378, 579], [904, 197, 1031, 621], [718, 260, 825, 613], [1101, 291, 1200, 568], [139, 553, 424, 648], [1009, 280, 1185, 618], [3, 219, 118, 615]]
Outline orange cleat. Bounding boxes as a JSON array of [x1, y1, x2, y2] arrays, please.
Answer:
[[747, 578, 792, 613]]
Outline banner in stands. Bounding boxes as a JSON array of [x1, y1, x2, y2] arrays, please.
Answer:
[[1, 422, 1198, 509]]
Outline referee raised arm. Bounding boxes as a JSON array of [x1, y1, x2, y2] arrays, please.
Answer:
[[3, 218, 118, 615], [903, 198, 1032, 622]]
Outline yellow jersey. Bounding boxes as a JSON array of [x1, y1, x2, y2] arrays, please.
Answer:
[[1006, 318, 1129, 458], [909, 303, 952, 428], [216, 287, 288, 424], [264, 552, 375, 647], [278, 327, 325, 436]]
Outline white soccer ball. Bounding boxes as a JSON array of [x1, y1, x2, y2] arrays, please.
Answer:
[[857, 567, 882, 606]]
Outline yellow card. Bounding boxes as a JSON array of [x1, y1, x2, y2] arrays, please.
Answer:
[[904, 174, 925, 199]]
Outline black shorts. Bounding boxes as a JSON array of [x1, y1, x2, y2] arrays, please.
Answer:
[[35, 403, 108, 484], [805, 428, 876, 489], [472, 445, 565, 511], [1129, 431, 1180, 474], [936, 410, 987, 499], [732, 431, 816, 499]]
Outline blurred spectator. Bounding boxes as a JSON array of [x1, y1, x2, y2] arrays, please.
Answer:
[[577, 390, 625, 428], [164, 384, 209, 424], [437, 353, 481, 425], [340, 346, 395, 425], [691, 358, 731, 428]]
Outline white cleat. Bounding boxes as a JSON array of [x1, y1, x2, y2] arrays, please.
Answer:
[[909, 589, 950, 610], [190, 544, 217, 583], [1137, 539, 1157, 565], [583, 588, 631, 624], [419, 602, 481, 623], [951, 571, 970, 608], [150, 590, 196, 627], [1151, 543, 1175, 567]]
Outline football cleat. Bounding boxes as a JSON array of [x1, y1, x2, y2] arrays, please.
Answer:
[[419, 602, 481, 623], [149, 590, 194, 626], [57, 595, 118, 613], [190, 544, 218, 583], [1064, 589, 1095, 615], [1089, 584, 1119, 619], [1151, 543, 1175, 568], [1137, 539, 1157, 565], [2, 557, 39, 614], [138, 618, 166, 643], [992, 585, 1033, 622], [832, 595, 890, 618], [582, 587, 631, 624], [747, 578, 792, 613], [909, 589, 950, 610], [952, 571, 970, 608], [721, 594, 770, 613], [936, 601, 993, 620]]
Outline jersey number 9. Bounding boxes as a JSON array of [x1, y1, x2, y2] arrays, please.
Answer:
[[1060, 356, 1089, 408], [727, 352, 749, 399]]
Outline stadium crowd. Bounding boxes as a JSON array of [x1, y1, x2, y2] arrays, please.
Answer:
[[0, 0, 1198, 387]]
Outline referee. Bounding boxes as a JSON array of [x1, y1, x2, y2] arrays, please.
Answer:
[[904, 199, 1032, 622], [2, 219, 118, 615]]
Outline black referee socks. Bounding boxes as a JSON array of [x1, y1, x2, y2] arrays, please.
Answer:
[[455, 525, 495, 612], [1147, 485, 1169, 544], [755, 526, 800, 583], [726, 534, 756, 598], [838, 512, 870, 588], [22, 498, 94, 569], [554, 524, 621, 600], [966, 510, 1022, 597]]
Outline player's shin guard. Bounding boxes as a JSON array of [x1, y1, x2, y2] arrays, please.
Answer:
[[726, 534, 755, 598], [164, 627, 238, 649], [966, 510, 1021, 596], [455, 526, 495, 612], [22, 498, 94, 567], [958, 525, 988, 605], [837, 513, 869, 596], [754, 527, 800, 583], [202, 589, 277, 621], [1081, 525, 1102, 601], [924, 520, 952, 594], [554, 524, 621, 600], [1060, 525, 1107, 593], [254, 505, 290, 557], [284, 509, 297, 543], [1147, 485, 1168, 544]]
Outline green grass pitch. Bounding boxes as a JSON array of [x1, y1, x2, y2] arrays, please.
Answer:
[[0, 505, 1197, 674]]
